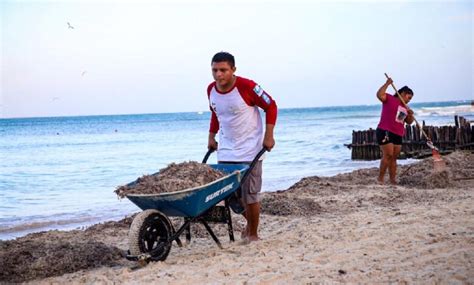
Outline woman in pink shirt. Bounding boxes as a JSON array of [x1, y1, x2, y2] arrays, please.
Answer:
[[376, 77, 414, 185]]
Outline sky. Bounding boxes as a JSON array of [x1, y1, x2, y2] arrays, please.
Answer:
[[0, 0, 472, 118]]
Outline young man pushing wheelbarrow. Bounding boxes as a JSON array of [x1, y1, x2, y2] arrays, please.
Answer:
[[206, 52, 277, 243]]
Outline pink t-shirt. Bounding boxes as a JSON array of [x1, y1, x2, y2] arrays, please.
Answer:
[[377, 94, 408, 136]]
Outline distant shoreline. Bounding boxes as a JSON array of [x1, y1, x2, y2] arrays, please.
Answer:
[[1, 99, 471, 120]]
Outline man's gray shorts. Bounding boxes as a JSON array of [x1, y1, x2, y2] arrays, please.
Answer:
[[219, 160, 263, 205], [240, 160, 263, 205]]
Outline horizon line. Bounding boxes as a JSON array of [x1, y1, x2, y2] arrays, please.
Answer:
[[0, 99, 471, 120]]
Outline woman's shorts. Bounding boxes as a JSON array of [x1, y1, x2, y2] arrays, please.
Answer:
[[376, 128, 403, 145]]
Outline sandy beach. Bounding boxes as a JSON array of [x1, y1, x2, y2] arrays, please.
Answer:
[[1, 151, 473, 284]]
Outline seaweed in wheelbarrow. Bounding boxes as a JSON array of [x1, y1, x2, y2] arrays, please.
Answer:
[[114, 161, 226, 198]]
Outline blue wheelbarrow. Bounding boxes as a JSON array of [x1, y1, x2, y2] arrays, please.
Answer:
[[125, 148, 266, 262]]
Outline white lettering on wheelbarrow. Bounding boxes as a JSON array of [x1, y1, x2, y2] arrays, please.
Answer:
[[205, 183, 234, 203]]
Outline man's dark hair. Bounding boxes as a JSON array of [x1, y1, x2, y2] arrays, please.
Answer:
[[211, 52, 235, 68], [398, 86, 413, 96]]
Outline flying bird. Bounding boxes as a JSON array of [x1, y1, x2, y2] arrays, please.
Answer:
[[81, 71, 87, 76], [67, 22, 74, 29]]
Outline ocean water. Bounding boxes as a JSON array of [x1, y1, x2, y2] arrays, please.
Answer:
[[0, 100, 472, 240]]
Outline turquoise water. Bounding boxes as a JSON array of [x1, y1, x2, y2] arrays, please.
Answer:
[[0, 100, 472, 239]]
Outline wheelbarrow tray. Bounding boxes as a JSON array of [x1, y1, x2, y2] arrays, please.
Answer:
[[125, 164, 248, 217]]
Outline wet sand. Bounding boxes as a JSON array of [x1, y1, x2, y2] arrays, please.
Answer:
[[1, 151, 473, 284]]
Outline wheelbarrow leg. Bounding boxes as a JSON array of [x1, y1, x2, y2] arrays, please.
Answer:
[[200, 220, 223, 249], [184, 218, 191, 243], [168, 220, 184, 247], [225, 198, 235, 242], [174, 236, 184, 248]]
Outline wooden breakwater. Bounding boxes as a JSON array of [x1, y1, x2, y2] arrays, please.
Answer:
[[345, 116, 473, 160]]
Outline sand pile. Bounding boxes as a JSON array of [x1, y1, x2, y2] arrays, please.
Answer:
[[398, 151, 474, 189], [0, 231, 125, 283], [261, 191, 323, 216], [115, 161, 226, 198], [398, 165, 451, 188]]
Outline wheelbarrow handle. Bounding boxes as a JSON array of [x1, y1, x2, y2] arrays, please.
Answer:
[[240, 147, 267, 185], [202, 146, 267, 180], [225, 147, 267, 214], [202, 146, 267, 178], [202, 148, 216, 164]]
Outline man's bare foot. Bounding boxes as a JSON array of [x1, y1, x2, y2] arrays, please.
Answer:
[[248, 235, 260, 242], [237, 235, 260, 245], [237, 237, 249, 245]]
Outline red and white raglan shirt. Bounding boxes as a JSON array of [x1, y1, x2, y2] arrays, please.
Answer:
[[207, 76, 277, 162]]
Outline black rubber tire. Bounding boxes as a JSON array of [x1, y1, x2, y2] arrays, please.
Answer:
[[128, 209, 172, 261]]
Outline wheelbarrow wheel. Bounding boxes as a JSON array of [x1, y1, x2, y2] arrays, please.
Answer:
[[128, 209, 172, 261]]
